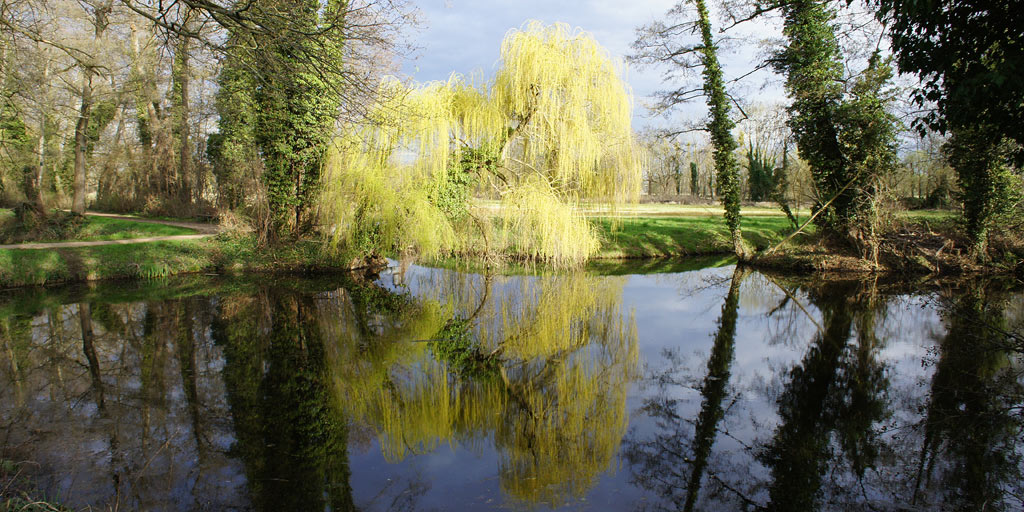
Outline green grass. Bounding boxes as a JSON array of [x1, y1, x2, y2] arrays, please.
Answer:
[[0, 232, 357, 288], [592, 215, 811, 259], [0, 212, 197, 244], [896, 209, 958, 222], [67, 216, 196, 241], [0, 206, 966, 289], [0, 239, 213, 287], [473, 199, 812, 217]]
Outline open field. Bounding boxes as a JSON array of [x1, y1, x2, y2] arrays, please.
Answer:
[[592, 215, 810, 259]]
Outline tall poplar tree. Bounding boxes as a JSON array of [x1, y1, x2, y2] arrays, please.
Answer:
[[695, 0, 746, 258]]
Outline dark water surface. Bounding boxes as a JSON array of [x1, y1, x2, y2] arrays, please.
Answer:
[[1, 264, 1022, 511]]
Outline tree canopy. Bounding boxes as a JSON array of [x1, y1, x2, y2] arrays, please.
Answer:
[[321, 21, 642, 265]]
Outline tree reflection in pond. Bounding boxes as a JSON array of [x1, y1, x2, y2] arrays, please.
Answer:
[[213, 290, 357, 511], [760, 280, 890, 511], [907, 283, 1024, 510], [1, 269, 1022, 510], [624, 267, 746, 511], [625, 273, 1024, 511], [325, 270, 639, 507]]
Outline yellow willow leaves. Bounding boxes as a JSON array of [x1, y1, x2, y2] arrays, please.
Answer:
[[319, 21, 642, 265], [322, 271, 638, 506], [494, 21, 640, 202], [497, 177, 601, 266]]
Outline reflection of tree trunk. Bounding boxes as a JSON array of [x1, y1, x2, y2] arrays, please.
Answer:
[[763, 290, 854, 511], [214, 290, 357, 511], [80, 302, 105, 409], [177, 297, 203, 454], [913, 286, 1021, 509], [1, 319, 25, 405], [684, 267, 744, 512]]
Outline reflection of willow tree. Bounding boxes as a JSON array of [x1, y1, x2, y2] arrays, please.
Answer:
[[325, 271, 638, 507], [761, 280, 890, 511], [625, 267, 746, 512], [911, 284, 1024, 510], [213, 290, 356, 511]]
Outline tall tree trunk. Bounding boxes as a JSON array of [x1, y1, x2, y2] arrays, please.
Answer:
[[695, 0, 745, 259], [177, 34, 192, 206], [98, 102, 126, 201], [33, 58, 49, 212], [72, 67, 94, 215]]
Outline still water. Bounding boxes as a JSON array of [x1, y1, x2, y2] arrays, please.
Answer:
[[1, 263, 1022, 511]]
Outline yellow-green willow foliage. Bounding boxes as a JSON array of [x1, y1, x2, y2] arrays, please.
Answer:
[[322, 271, 638, 506], [320, 21, 642, 265]]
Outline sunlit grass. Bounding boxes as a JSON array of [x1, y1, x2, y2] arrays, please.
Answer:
[[0, 213, 197, 244], [0, 234, 352, 288], [592, 215, 810, 258], [69, 216, 196, 241]]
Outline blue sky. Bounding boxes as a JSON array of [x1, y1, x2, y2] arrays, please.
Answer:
[[401, 0, 786, 133]]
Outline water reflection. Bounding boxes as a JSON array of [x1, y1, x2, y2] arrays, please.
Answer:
[[625, 274, 1024, 511], [326, 271, 639, 506], [214, 290, 356, 511], [1, 268, 1022, 510], [909, 283, 1024, 510]]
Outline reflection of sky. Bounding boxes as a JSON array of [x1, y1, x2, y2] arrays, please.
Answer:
[[3, 268, 1019, 511], [359, 263, 954, 510]]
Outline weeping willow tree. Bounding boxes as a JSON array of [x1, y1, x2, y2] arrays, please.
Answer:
[[320, 21, 642, 266]]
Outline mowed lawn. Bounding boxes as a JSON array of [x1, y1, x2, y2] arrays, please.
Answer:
[[473, 201, 958, 259], [592, 214, 807, 258], [0, 211, 197, 244]]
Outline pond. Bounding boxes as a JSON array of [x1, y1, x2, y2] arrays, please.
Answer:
[[1, 263, 1022, 511]]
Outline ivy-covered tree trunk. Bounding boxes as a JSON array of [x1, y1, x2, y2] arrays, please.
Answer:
[[211, 32, 260, 211], [776, 0, 847, 235], [945, 126, 1020, 258], [695, 0, 745, 259], [33, 62, 48, 213], [72, 68, 94, 215], [774, 141, 799, 229], [72, 2, 112, 215], [690, 162, 699, 196], [173, 30, 193, 205], [776, 0, 897, 258], [253, 0, 344, 240]]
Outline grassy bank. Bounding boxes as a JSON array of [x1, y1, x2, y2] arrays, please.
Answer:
[[0, 214, 797, 288], [1, 207, 1006, 289], [0, 233, 356, 289]]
